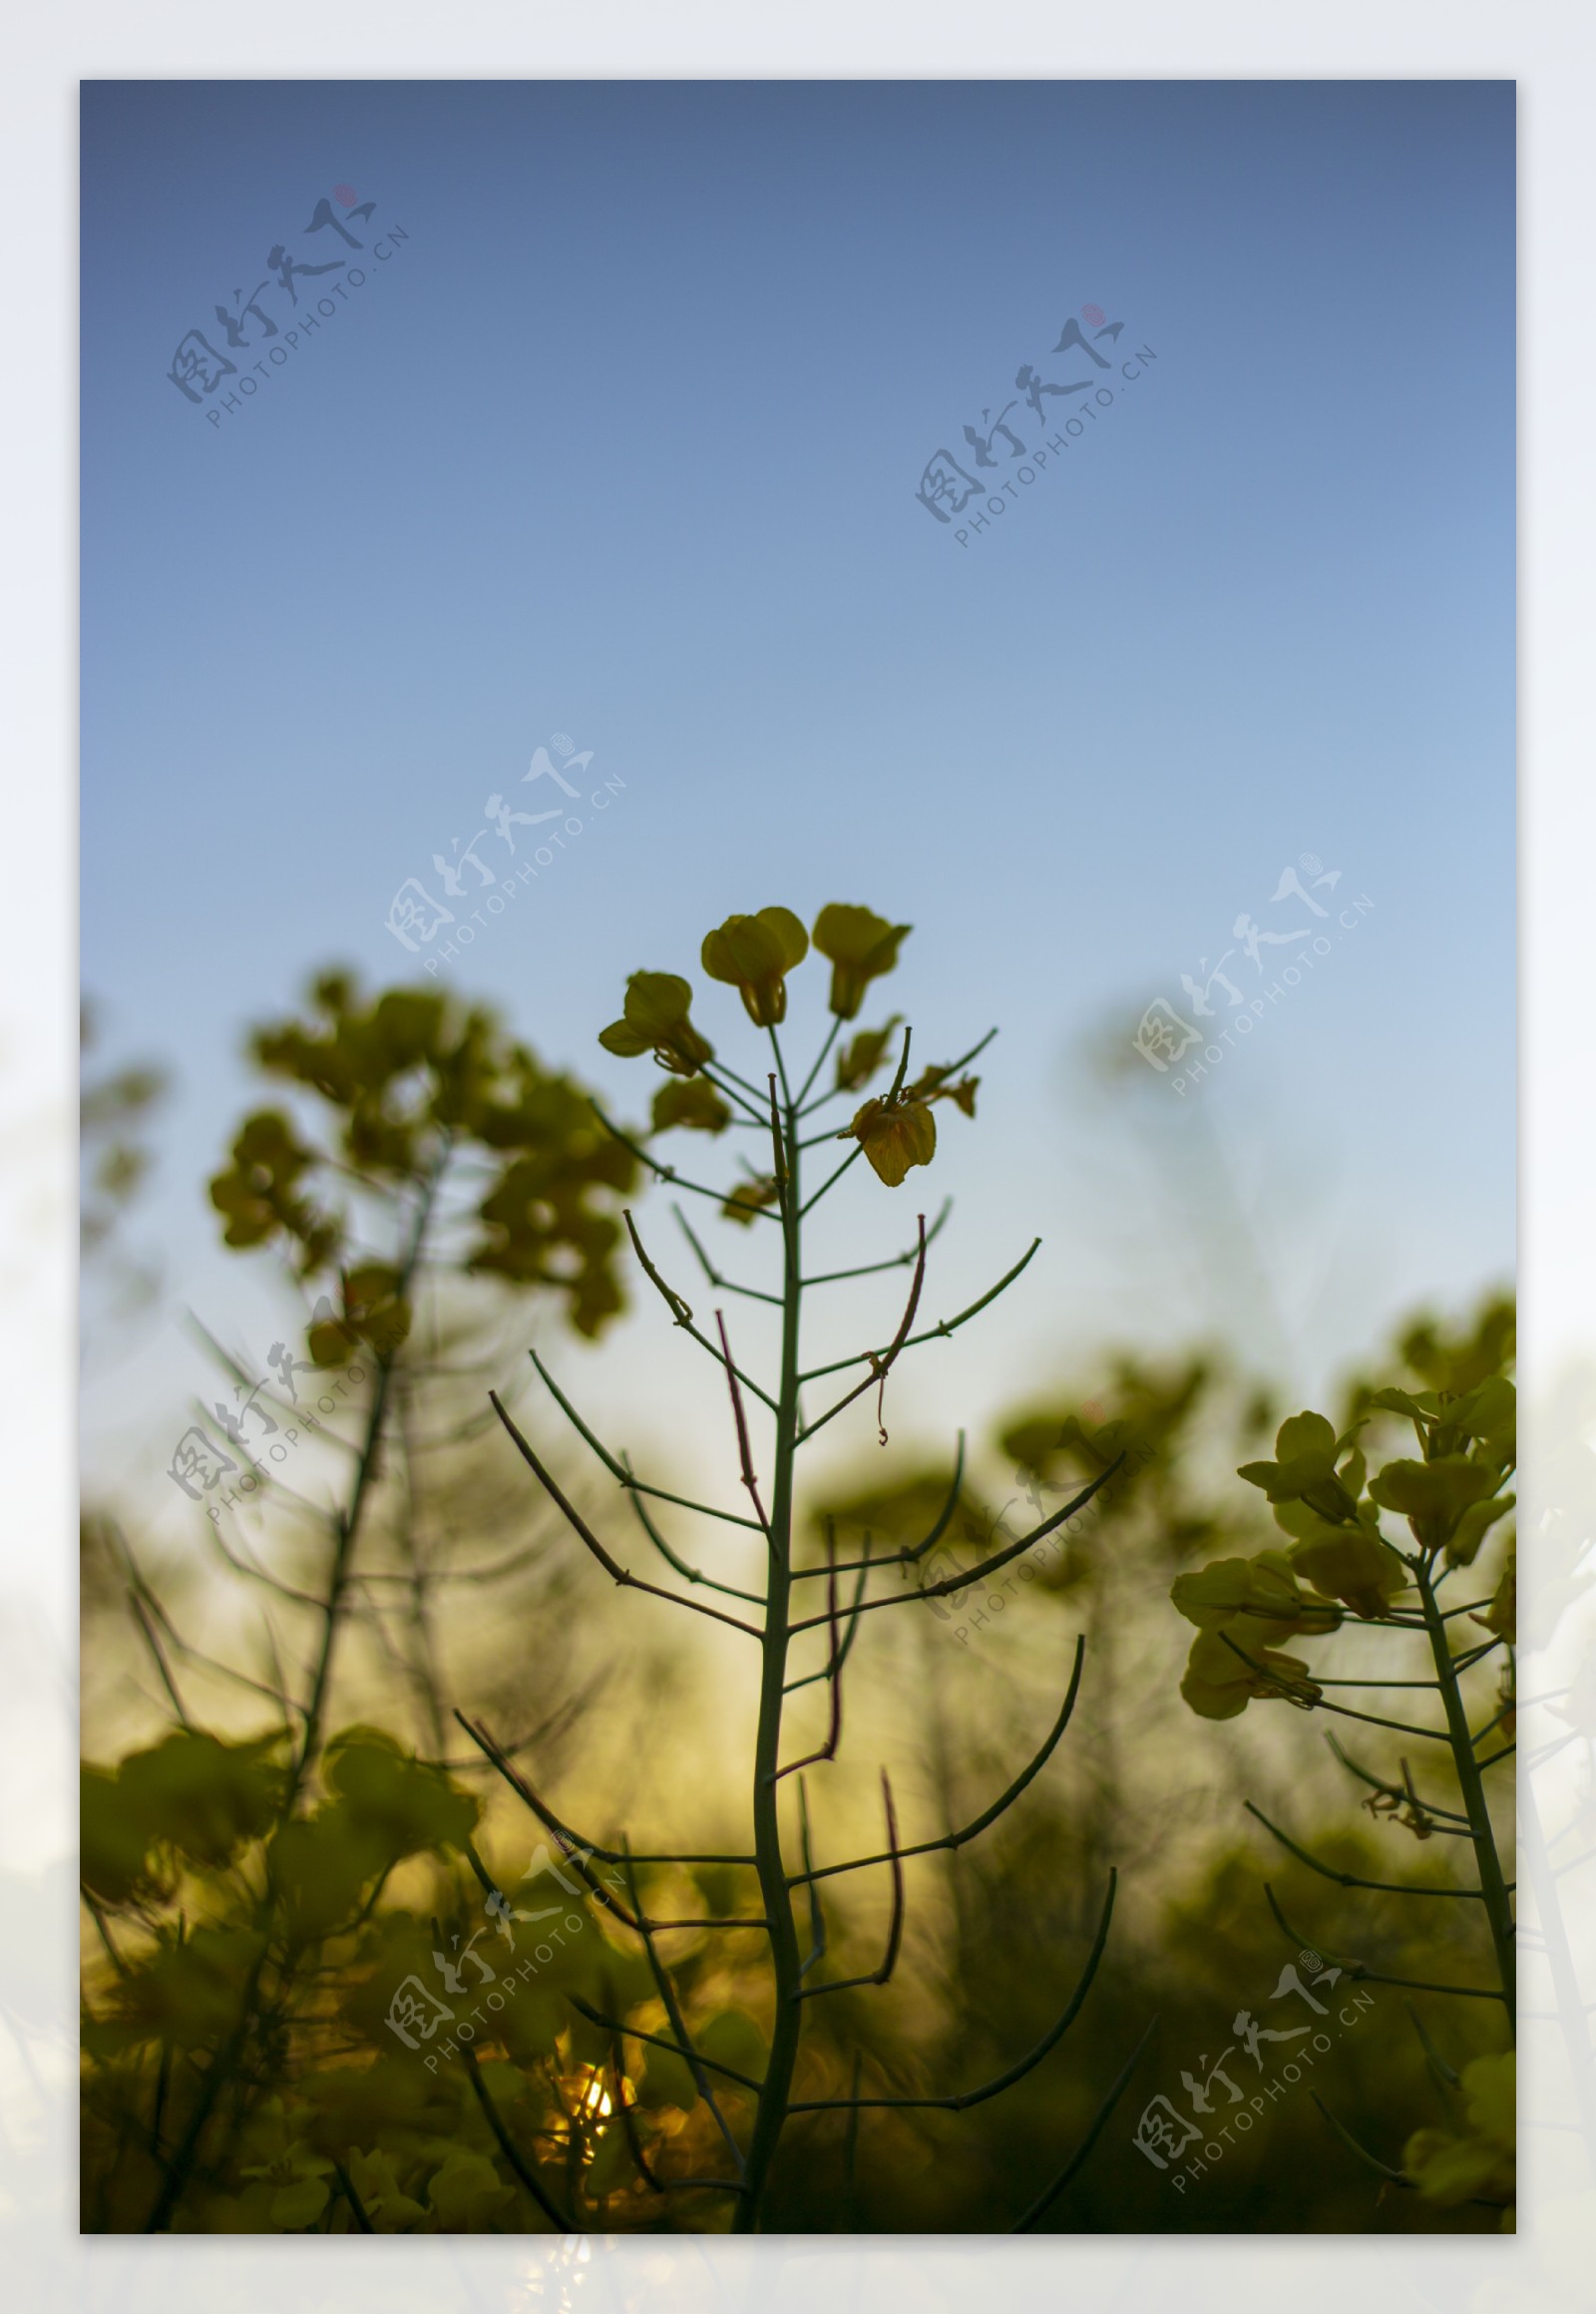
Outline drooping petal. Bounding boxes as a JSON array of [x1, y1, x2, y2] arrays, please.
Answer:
[[812, 904, 912, 1020]]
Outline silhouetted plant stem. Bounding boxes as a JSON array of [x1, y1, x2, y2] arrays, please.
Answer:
[[735, 1035, 806, 2231], [1412, 1556, 1517, 2024]]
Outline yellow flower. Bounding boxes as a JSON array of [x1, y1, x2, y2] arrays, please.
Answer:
[[1281, 1519, 1409, 1620], [651, 1077, 731, 1135], [1170, 1550, 1340, 1640], [1171, 1549, 1337, 1720], [598, 971, 715, 1077], [700, 908, 809, 1026], [1403, 2053, 1514, 2217], [1480, 1547, 1515, 1645], [1238, 1411, 1360, 1523], [841, 1094, 937, 1187], [836, 1016, 903, 1092], [722, 1175, 781, 1226], [1367, 1454, 1501, 1556], [812, 904, 912, 1020], [907, 1062, 980, 1117], [1180, 1625, 1321, 1720]]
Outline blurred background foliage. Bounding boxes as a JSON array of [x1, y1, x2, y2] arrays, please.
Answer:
[[79, 974, 1513, 2235]]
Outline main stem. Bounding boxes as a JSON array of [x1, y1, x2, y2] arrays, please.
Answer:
[[1413, 1558, 1516, 2027], [736, 1075, 805, 2230]]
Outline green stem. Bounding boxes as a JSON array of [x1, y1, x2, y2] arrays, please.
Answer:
[[736, 1059, 805, 2231], [1413, 1557, 1516, 2027], [142, 1144, 450, 2231]]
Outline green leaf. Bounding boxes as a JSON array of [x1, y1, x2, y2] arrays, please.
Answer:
[[115, 1730, 287, 1872], [322, 1729, 481, 1858]]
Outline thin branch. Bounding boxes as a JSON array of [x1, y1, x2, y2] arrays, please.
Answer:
[[792, 1433, 965, 1580], [1261, 1883, 1507, 2004], [800, 1215, 928, 1448], [623, 1209, 694, 1328], [1247, 1802, 1488, 1899], [127, 1592, 193, 1728], [621, 1466, 767, 1606], [489, 1393, 761, 1641], [673, 1205, 783, 1307], [798, 1142, 863, 1217], [591, 1100, 780, 1223], [798, 1238, 1042, 1389], [609, 2036, 663, 2194], [795, 1771, 904, 2000], [1324, 1731, 1472, 1823], [1405, 2002, 1462, 2090], [1012, 2018, 1160, 2231], [453, 1711, 757, 1868], [330, 2156, 374, 2233], [454, 1717, 640, 1928], [1310, 2092, 1409, 2185], [618, 1843, 748, 2176], [790, 1868, 1116, 2111], [789, 1637, 1086, 1885], [461, 2043, 572, 2231], [529, 1350, 766, 1529], [775, 1522, 843, 1779], [113, 1535, 304, 1719], [714, 1312, 772, 1538], [803, 1201, 953, 1288], [567, 1998, 760, 2092], [794, 1014, 844, 1108], [1217, 1632, 1453, 1742], [796, 1776, 827, 1981], [765, 1070, 790, 1220], [786, 1470, 1116, 1636], [786, 1539, 872, 1690], [697, 1064, 771, 1125]]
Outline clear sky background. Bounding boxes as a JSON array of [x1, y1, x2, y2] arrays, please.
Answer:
[[80, 79, 1515, 1516]]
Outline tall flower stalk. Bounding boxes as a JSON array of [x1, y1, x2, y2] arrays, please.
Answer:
[[1169, 1321, 1516, 2224], [461, 903, 1154, 2231]]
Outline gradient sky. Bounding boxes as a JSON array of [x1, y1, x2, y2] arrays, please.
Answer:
[[80, 79, 1515, 1512]]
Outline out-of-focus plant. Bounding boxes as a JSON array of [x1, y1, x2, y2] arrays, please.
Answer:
[[81, 997, 168, 1297], [1168, 1300, 1516, 2225], [456, 903, 1153, 2233], [81, 975, 641, 2232]]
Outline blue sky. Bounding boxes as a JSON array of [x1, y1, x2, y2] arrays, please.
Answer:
[[81, 79, 1515, 1498]]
